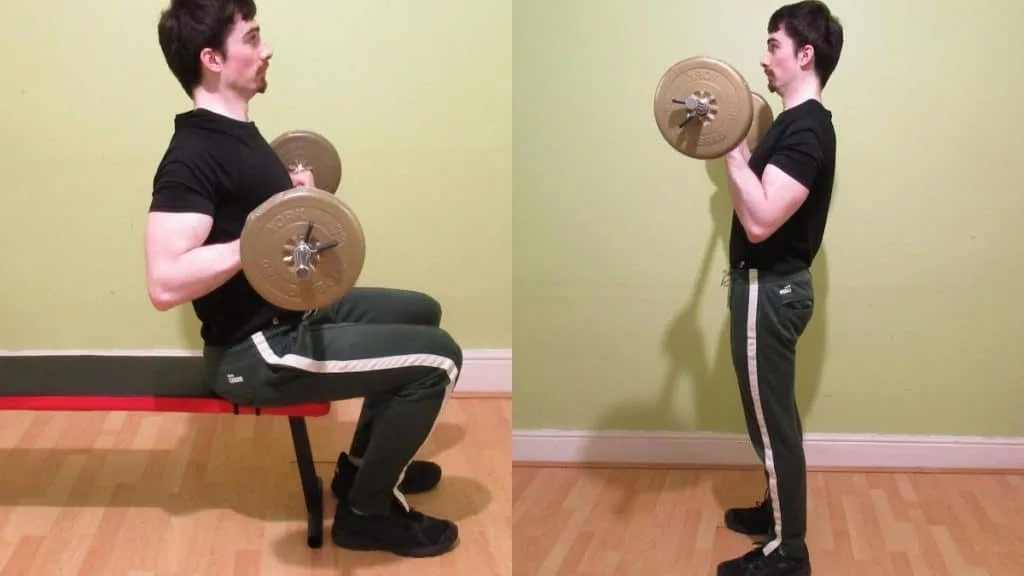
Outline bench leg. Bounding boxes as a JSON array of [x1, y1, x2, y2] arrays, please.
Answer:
[[288, 416, 324, 549]]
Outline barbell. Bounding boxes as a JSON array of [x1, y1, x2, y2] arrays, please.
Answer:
[[245, 63, 772, 311], [653, 56, 775, 159], [239, 131, 366, 312]]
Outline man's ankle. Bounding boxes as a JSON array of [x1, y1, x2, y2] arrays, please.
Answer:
[[780, 540, 809, 559], [349, 487, 407, 516]]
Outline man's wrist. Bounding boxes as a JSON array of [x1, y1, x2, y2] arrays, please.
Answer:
[[230, 239, 244, 273]]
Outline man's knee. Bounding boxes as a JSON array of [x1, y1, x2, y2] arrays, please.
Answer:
[[431, 327, 463, 371], [408, 290, 443, 325], [398, 328, 462, 398]]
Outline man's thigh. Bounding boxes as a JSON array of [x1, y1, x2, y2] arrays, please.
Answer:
[[308, 287, 443, 326], [214, 321, 462, 407]]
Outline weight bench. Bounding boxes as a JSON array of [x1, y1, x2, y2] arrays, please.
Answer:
[[0, 354, 332, 549]]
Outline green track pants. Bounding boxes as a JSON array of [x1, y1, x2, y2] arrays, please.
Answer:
[[729, 267, 815, 558]]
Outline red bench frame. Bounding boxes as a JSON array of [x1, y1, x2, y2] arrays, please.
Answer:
[[0, 395, 331, 549]]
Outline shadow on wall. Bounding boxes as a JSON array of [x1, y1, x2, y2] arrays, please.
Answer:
[[580, 155, 831, 516]]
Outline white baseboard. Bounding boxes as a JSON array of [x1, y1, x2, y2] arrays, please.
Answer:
[[0, 348, 512, 397], [453, 349, 511, 396], [513, 429, 1024, 471]]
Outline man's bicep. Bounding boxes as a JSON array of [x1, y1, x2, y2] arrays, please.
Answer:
[[146, 154, 218, 271], [144, 211, 214, 271], [761, 164, 811, 217]]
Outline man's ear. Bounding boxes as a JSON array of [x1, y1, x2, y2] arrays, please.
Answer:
[[797, 44, 815, 68], [199, 47, 224, 73]]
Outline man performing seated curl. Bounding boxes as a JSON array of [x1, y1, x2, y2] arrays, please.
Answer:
[[144, 0, 462, 558]]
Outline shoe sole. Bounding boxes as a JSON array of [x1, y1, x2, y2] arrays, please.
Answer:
[[717, 565, 809, 576], [332, 528, 459, 558]]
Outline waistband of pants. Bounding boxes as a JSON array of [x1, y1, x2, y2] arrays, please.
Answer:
[[727, 266, 810, 285]]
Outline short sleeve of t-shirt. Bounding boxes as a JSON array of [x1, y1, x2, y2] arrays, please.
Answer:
[[766, 123, 824, 190], [149, 143, 218, 216]]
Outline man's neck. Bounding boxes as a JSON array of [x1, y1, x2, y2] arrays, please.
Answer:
[[780, 77, 822, 111], [192, 88, 250, 122]]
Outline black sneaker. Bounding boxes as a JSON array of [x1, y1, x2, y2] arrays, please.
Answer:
[[331, 498, 459, 557], [716, 546, 811, 576], [331, 452, 443, 501], [724, 490, 773, 536]]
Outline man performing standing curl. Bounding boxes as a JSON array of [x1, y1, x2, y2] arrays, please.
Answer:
[[716, 2, 843, 575], [145, 0, 462, 558]]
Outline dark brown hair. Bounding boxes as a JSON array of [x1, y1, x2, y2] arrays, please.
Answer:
[[157, 0, 258, 96], [769, 1, 844, 87]]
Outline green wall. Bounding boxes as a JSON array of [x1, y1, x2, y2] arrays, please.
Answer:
[[2, 0, 1021, 439], [0, 0, 511, 351], [513, 0, 1024, 437]]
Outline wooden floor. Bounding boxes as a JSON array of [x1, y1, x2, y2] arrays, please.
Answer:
[[513, 466, 1024, 575], [0, 397, 510, 575]]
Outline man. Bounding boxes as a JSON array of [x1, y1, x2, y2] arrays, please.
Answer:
[[715, 2, 843, 575], [146, 0, 463, 558]]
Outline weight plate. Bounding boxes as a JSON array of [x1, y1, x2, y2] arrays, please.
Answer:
[[241, 187, 366, 311], [747, 92, 774, 152], [270, 130, 343, 194], [653, 56, 755, 159]]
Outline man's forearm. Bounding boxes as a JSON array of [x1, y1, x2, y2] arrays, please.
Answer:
[[725, 157, 770, 239], [152, 240, 242, 309]]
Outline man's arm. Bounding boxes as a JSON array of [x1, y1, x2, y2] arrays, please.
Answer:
[[144, 212, 241, 311], [723, 126, 822, 243], [144, 155, 241, 311]]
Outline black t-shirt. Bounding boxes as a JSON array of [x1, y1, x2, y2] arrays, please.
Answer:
[[149, 108, 304, 346], [729, 99, 837, 274]]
